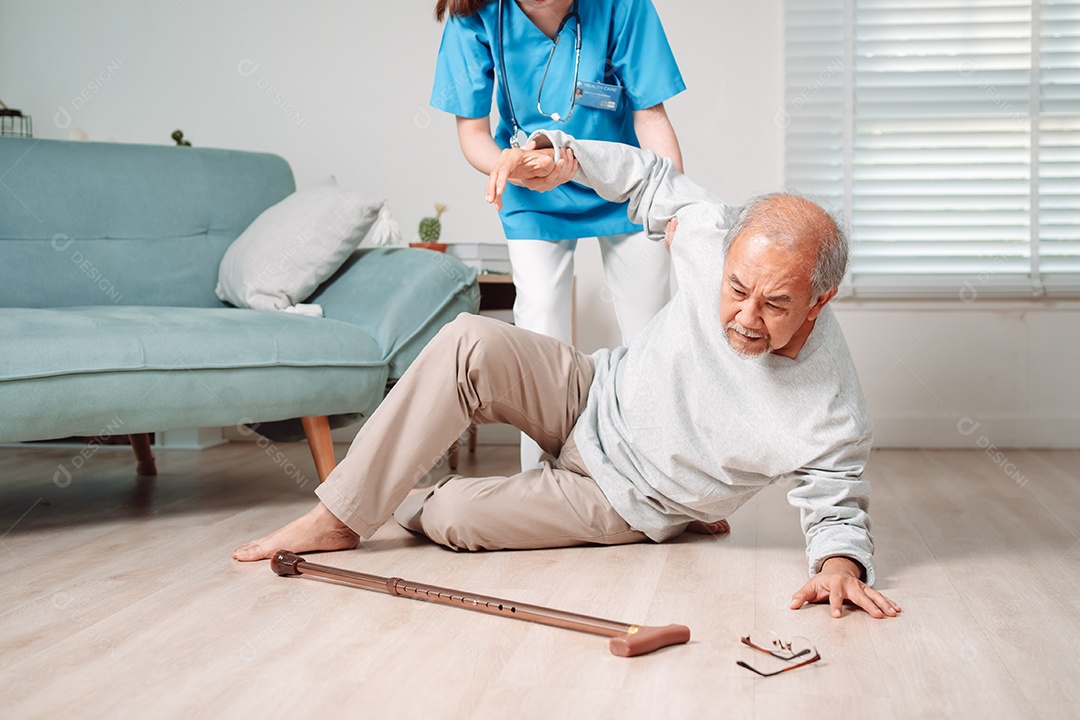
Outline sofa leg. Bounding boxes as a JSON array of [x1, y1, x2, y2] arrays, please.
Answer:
[[301, 416, 336, 483], [129, 434, 157, 476]]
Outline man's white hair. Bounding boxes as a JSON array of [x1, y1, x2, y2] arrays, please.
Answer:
[[721, 193, 849, 298]]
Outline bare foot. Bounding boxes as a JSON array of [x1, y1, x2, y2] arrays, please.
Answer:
[[232, 502, 361, 561], [687, 519, 731, 535]]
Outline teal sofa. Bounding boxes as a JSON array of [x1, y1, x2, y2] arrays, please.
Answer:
[[0, 137, 478, 478]]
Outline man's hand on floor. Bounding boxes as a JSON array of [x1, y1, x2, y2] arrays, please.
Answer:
[[789, 556, 902, 619]]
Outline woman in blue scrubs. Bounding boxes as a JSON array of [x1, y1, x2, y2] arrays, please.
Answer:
[[433, 0, 685, 469]]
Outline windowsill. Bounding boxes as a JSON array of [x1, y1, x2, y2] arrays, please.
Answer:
[[832, 295, 1080, 311]]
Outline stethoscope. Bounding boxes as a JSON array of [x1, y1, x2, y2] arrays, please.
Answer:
[[497, 0, 582, 147]]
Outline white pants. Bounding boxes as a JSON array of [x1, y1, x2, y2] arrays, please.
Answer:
[[506, 232, 672, 470]]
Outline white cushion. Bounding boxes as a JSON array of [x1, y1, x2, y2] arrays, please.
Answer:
[[215, 184, 388, 311]]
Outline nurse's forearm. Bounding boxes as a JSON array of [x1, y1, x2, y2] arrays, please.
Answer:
[[633, 103, 683, 173], [459, 115, 563, 192], [456, 116, 505, 175]]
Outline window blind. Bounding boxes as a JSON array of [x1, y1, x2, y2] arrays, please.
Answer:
[[784, 0, 1080, 297]]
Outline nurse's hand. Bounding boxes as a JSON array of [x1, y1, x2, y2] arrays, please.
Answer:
[[506, 149, 555, 185], [517, 147, 576, 194], [663, 217, 678, 253], [486, 144, 578, 210], [486, 148, 526, 210]]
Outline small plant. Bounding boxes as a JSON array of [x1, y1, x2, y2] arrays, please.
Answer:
[[418, 203, 447, 242]]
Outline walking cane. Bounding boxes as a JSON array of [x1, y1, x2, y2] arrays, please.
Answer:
[[271, 550, 690, 657]]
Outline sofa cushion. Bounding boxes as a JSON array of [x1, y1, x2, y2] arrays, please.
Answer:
[[310, 247, 480, 379], [248, 247, 482, 443], [215, 184, 392, 311], [0, 307, 389, 443]]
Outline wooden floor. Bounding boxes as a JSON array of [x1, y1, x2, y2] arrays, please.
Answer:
[[1, 443, 1078, 720]]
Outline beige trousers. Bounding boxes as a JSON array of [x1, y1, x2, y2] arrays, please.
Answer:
[[315, 313, 648, 551]]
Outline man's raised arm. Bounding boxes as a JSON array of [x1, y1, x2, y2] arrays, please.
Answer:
[[486, 130, 731, 240]]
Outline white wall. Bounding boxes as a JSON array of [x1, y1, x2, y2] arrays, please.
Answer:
[[3, 0, 1076, 447], [0, 0, 782, 346], [833, 300, 1080, 449]]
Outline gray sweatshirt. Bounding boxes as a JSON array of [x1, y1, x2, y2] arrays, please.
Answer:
[[536, 131, 877, 584]]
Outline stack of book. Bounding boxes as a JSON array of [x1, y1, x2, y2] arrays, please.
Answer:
[[446, 243, 512, 274]]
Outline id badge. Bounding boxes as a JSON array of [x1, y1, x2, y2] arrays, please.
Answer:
[[575, 80, 622, 112]]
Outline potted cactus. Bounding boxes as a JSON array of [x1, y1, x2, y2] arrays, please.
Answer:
[[410, 202, 448, 252]]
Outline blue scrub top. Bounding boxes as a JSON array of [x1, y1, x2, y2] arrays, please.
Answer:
[[431, 0, 685, 241]]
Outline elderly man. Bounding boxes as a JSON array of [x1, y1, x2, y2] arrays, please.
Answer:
[[235, 131, 900, 620]]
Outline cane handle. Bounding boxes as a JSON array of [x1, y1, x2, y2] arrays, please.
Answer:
[[608, 624, 691, 657]]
